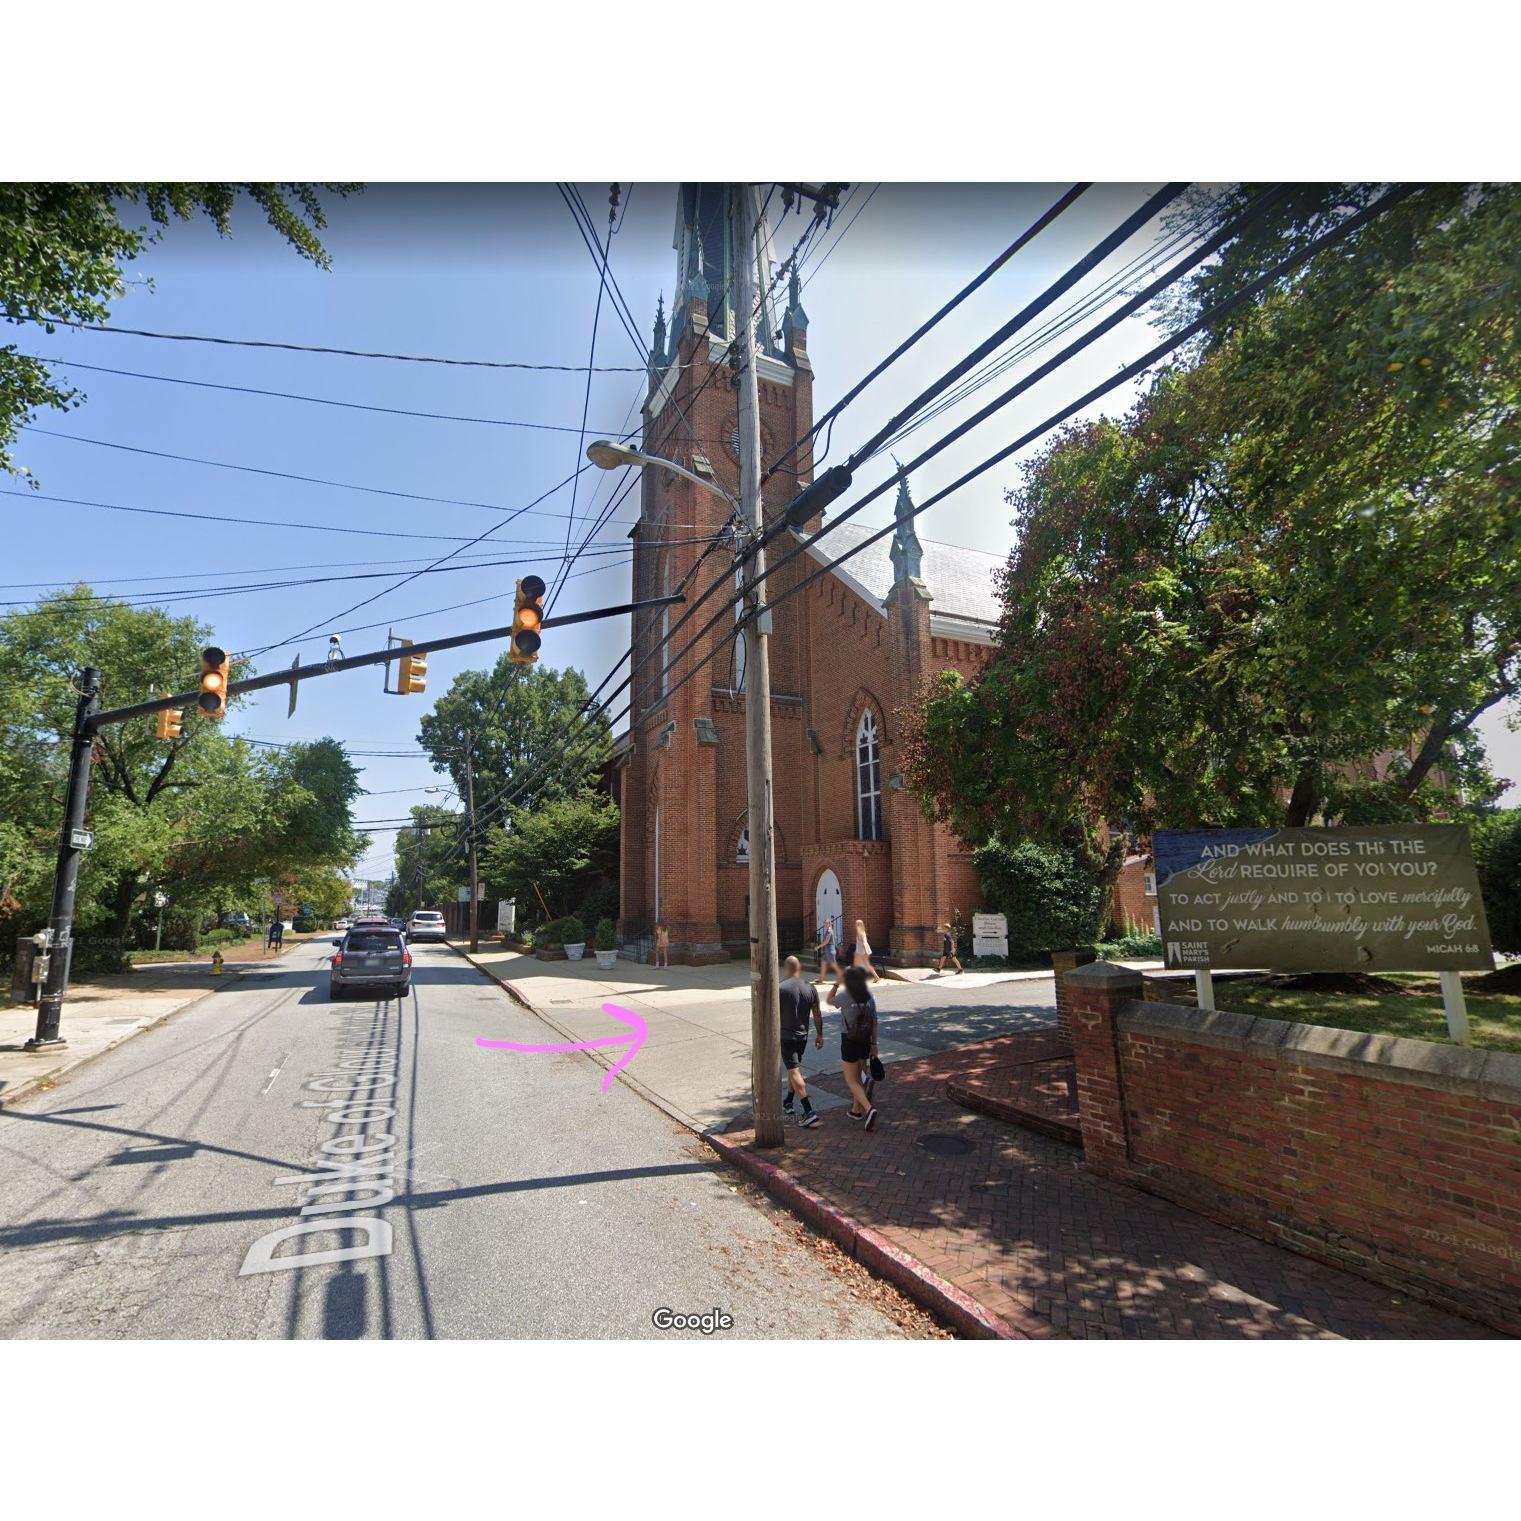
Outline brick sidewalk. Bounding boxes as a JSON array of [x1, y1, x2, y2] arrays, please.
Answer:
[[723, 1039, 1498, 1338], [943, 1031, 1080, 1145]]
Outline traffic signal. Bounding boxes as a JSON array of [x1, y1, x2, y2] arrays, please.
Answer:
[[397, 639, 428, 696], [155, 704, 184, 740], [509, 575, 546, 665], [199, 646, 230, 717]]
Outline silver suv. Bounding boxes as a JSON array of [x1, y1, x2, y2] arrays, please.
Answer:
[[406, 910, 447, 942], [330, 928, 411, 1000]]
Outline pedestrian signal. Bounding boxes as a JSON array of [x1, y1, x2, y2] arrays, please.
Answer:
[[199, 647, 230, 717], [155, 705, 184, 740], [510, 575, 546, 665], [397, 639, 428, 695]]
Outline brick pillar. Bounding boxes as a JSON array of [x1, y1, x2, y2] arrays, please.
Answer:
[[1050, 946, 1097, 1037], [1063, 960, 1143, 1180]]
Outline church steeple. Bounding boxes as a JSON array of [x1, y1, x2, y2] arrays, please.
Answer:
[[672, 184, 780, 352], [889, 466, 925, 586]]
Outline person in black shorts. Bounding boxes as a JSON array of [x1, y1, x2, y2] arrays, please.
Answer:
[[828, 963, 880, 1130], [778, 956, 824, 1126], [936, 921, 961, 975]]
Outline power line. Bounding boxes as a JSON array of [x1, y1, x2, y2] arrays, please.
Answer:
[[20, 425, 638, 523], [648, 184, 1418, 722], [0, 307, 652, 371], [26, 353, 642, 434]]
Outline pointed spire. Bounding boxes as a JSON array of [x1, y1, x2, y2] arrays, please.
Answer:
[[889, 461, 924, 585], [786, 265, 808, 330], [650, 292, 667, 371]]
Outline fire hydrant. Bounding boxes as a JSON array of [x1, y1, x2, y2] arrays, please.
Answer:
[[211, 949, 224, 976]]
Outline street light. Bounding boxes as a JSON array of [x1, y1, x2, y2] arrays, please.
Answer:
[[586, 440, 741, 516]]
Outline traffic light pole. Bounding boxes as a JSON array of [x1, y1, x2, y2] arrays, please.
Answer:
[[27, 592, 681, 1051], [27, 667, 101, 1049], [733, 184, 785, 1150]]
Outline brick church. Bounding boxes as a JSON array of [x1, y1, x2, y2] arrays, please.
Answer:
[[615, 185, 1004, 965]]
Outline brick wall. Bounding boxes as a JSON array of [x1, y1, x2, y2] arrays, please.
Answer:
[[1064, 962, 1521, 1335]]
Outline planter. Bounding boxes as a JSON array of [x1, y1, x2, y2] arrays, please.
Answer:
[[595, 948, 618, 971], [564, 943, 586, 961], [535, 945, 567, 961]]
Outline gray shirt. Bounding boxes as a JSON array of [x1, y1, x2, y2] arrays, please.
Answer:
[[779, 975, 821, 1040], [835, 991, 877, 1040]]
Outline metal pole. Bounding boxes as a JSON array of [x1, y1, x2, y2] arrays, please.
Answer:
[[733, 183, 784, 1149], [28, 666, 101, 1050], [466, 733, 480, 953]]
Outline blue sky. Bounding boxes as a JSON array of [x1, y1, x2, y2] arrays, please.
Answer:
[[6, 183, 1516, 879]]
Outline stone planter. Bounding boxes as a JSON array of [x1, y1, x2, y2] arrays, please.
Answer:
[[564, 943, 586, 961], [595, 948, 618, 971]]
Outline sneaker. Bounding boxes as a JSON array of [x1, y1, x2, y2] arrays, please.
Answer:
[[799, 1110, 820, 1127], [782, 1093, 795, 1114], [848, 1109, 865, 1121], [863, 1107, 879, 1132]]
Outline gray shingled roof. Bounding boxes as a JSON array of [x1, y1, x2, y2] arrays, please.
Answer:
[[797, 520, 1007, 627]]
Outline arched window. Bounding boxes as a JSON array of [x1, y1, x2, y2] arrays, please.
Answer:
[[658, 555, 671, 698], [856, 709, 883, 841], [732, 564, 747, 692], [736, 827, 750, 864]]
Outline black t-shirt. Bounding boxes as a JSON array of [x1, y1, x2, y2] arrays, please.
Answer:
[[778, 975, 820, 1040]]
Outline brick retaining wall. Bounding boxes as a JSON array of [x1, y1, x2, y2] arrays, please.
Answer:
[[1064, 962, 1521, 1335]]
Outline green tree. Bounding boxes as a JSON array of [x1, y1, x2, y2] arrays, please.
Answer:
[[0, 591, 362, 966], [1, 182, 352, 478], [417, 658, 612, 826], [1472, 809, 1521, 957], [390, 803, 466, 914], [973, 839, 1104, 959], [905, 184, 1521, 885], [478, 791, 619, 924]]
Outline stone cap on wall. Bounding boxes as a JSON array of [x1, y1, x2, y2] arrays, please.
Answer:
[[1123, 1000, 1521, 1102], [1065, 961, 1144, 994]]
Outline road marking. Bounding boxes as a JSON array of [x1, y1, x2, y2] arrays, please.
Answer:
[[261, 1052, 292, 1095]]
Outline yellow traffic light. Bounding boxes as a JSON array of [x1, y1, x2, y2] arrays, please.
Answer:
[[397, 639, 428, 696], [155, 705, 184, 740], [199, 646, 230, 717], [510, 575, 546, 665]]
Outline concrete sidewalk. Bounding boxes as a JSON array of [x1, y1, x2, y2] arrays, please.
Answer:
[[457, 942, 1060, 1133], [0, 967, 239, 1109]]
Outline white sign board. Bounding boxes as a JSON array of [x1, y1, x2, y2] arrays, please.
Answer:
[[972, 912, 1008, 958], [496, 899, 516, 935]]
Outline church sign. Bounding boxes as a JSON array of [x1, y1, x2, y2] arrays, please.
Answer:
[[1154, 826, 1492, 973], [972, 912, 1009, 958]]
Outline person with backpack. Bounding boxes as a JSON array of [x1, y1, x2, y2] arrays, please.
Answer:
[[829, 963, 880, 1130], [779, 955, 824, 1126]]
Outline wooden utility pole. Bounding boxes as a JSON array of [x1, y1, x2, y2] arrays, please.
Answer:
[[465, 732, 481, 952], [732, 183, 784, 1148]]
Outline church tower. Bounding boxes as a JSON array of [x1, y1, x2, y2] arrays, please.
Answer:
[[618, 185, 816, 961]]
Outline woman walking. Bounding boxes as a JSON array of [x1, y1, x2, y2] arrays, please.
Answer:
[[829, 964, 880, 1130], [653, 921, 670, 969], [851, 919, 881, 982]]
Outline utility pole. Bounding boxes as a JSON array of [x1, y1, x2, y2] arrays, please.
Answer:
[[27, 666, 101, 1050], [732, 183, 784, 1148], [465, 731, 481, 952]]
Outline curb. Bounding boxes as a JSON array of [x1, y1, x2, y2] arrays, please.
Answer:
[[0, 977, 234, 1112], [456, 940, 1033, 1341], [704, 1131, 1029, 1341]]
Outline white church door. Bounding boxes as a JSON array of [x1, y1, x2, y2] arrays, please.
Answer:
[[814, 869, 843, 951]]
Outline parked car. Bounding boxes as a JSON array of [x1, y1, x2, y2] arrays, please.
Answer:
[[329, 927, 411, 1000], [389, 917, 406, 932], [333, 917, 351, 932], [224, 911, 252, 932], [406, 909, 447, 942]]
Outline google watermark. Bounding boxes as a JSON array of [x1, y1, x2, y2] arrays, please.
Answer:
[[651, 1307, 734, 1335]]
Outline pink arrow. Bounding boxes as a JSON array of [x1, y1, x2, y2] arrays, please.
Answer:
[[476, 1001, 647, 1093]]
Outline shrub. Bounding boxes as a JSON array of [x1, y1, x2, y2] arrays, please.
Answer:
[[594, 917, 617, 951], [973, 838, 1104, 959], [578, 883, 619, 933], [1472, 809, 1521, 955], [537, 918, 564, 947], [1097, 929, 1163, 959], [560, 914, 586, 946], [292, 916, 316, 933]]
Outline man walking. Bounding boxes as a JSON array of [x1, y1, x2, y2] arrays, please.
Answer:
[[779, 955, 824, 1126], [936, 922, 961, 975]]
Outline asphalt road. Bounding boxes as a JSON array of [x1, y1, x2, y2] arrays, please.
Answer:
[[0, 939, 911, 1339]]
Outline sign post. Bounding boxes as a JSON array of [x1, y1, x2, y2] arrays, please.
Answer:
[[1155, 825, 1493, 1045]]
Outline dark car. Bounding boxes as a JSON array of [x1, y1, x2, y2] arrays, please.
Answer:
[[329, 928, 411, 1000]]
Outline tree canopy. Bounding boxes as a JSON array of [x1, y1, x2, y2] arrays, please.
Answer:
[[0, 590, 363, 965], [478, 791, 619, 924], [904, 184, 1521, 883], [1, 182, 351, 477]]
